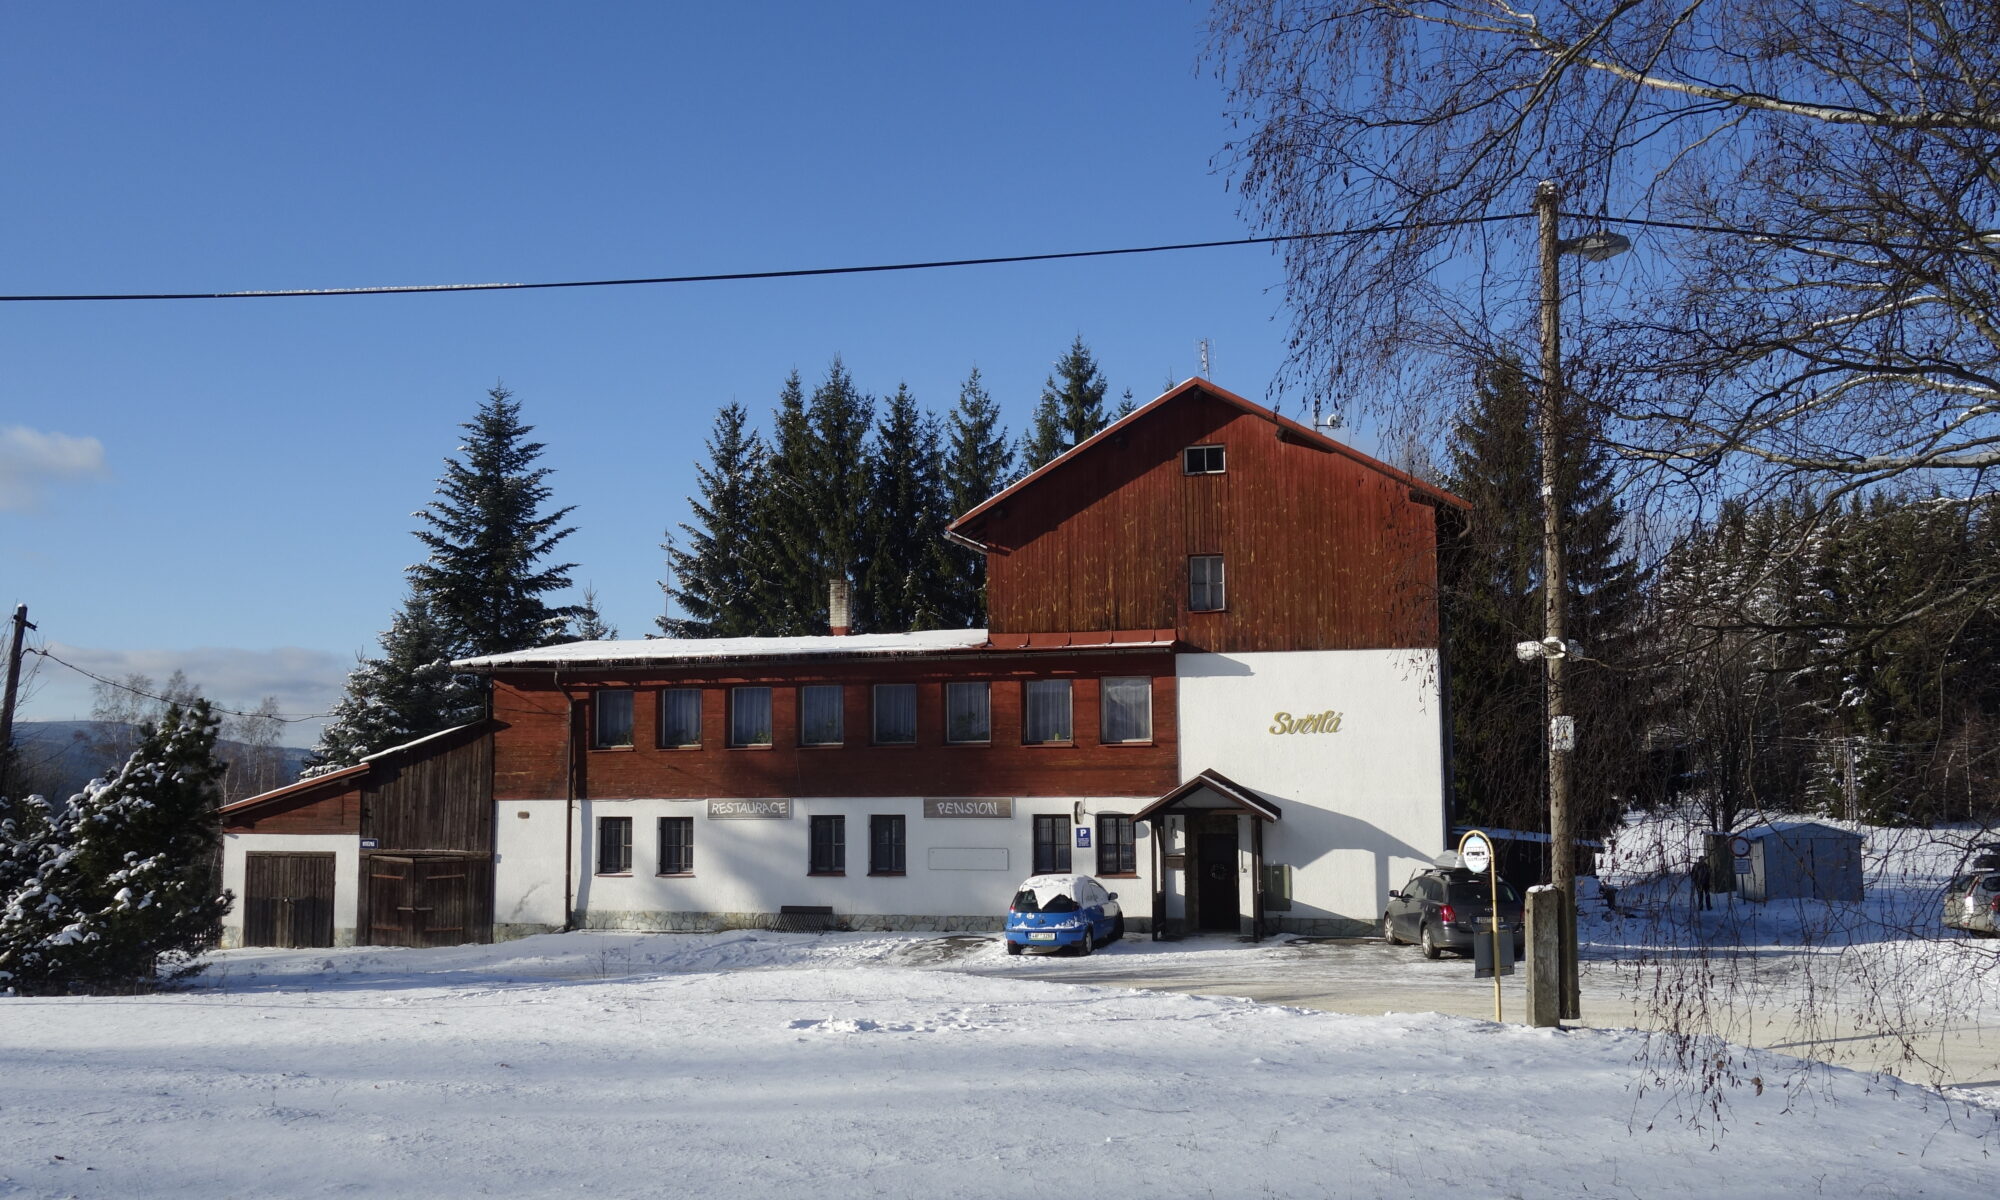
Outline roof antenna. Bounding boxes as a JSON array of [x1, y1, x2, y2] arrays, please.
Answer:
[[1197, 338, 1212, 378]]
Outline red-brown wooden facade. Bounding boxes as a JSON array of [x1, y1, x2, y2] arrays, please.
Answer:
[[491, 648, 1179, 802], [950, 379, 1464, 653]]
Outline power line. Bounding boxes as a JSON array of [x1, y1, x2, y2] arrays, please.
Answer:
[[0, 217, 1538, 303], [0, 210, 1985, 305], [28, 646, 333, 725]]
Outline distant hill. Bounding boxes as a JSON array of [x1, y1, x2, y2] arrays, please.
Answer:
[[9, 721, 312, 805]]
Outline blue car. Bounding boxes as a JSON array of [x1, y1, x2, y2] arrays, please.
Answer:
[[1004, 874, 1124, 956]]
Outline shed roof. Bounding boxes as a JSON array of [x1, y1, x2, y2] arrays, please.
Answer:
[[217, 720, 490, 821]]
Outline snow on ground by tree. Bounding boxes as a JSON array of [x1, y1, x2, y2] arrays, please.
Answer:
[[4, 930, 1993, 1199]]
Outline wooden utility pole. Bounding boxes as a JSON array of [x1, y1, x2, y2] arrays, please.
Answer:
[[1535, 182, 1581, 1021], [0, 603, 35, 797]]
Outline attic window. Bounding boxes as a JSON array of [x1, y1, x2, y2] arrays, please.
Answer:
[[1184, 445, 1226, 474]]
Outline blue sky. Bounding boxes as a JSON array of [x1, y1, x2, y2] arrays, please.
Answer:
[[2, 2, 1311, 739]]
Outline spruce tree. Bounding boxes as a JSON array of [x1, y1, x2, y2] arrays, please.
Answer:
[[1020, 336, 1111, 471], [755, 360, 875, 633], [306, 592, 480, 773], [662, 402, 775, 638], [940, 367, 1013, 626], [0, 702, 231, 993], [860, 383, 953, 632], [754, 370, 825, 636], [806, 358, 876, 614], [1440, 357, 1646, 837], [570, 584, 619, 641], [409, 386, 578, 658]]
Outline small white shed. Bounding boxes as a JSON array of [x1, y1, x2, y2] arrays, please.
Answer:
[[1733, 821, 1864, 903]]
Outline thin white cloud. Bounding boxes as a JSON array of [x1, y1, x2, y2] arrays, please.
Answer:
[[25, 643, 353, 745], [0, 426, 108, 510]]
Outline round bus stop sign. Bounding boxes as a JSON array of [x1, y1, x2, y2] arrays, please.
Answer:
[[1459, 831, 1493, 875]]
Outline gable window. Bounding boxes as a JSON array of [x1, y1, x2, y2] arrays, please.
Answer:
[[1189, 554, 1226, 612], [945, 681, 991, 744], [1096, 814, 1137, 875], [592, 689, 634, 748], [810, 815, 846, 875], [659, 689, 702, 748], [596, 816, 632, 875], [1183, 445, 1226, 474], [657, 816, 693, 875], [870, 814, 906, 876], [1099, 677, 1152, 744], [873, 683, 917, 745], [800, 684, 844, 746], [1022, 679, 1073, 745], [1033, 814, 1073, 874], [730, 687, 773, 747]]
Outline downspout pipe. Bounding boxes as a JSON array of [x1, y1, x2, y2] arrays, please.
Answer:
[[561, 672, 577, 933]]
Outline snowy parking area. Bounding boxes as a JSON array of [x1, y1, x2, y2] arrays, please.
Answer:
[[4, 930, 1995, 1199]]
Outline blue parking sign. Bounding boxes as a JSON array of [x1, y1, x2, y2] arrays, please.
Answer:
[[1076, 827, 1091, 848]]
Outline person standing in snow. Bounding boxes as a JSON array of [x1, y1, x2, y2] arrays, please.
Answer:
[[1690, 857, 1712, 911]]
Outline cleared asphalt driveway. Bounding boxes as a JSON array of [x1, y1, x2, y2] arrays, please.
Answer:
[[965, 933, 2000, 1091]]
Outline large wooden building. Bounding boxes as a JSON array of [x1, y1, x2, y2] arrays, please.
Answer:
[[218, 378, 1465, 948]]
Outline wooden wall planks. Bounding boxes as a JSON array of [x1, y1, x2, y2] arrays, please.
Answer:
[[974, 391, 1442, 652]]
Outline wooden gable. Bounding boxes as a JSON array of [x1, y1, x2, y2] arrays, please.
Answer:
[[948, 379, 1466, 653]]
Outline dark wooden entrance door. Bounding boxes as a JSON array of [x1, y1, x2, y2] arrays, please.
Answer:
[[1196, 829, 1240, 931], [243, 852, 336, 948], [366, 855, 490, 948]]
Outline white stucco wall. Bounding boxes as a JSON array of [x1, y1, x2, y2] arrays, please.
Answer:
[[219, 832, 361, 948], [493, 795, 1155, 937], [1176, 649, 1447, 931]]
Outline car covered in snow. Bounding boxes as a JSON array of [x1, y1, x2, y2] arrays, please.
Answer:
[[1943, 849, 2000, 937], [1004, 874, 1124, 956], [1382, 867, 1525, 960]]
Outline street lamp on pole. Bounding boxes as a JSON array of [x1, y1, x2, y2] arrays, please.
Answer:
[[1534, 179, 1629, 1022]]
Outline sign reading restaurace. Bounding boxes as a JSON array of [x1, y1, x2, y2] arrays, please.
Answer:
[[708, 798, 792, 820], [923, 798, 1014, 819]]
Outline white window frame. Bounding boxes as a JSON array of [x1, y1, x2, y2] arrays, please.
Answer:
[[1189, 554, 1226, 612]]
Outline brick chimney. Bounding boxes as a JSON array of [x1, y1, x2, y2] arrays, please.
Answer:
[[828, 577, 852, 636]]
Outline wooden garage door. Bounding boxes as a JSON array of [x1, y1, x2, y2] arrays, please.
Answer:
[[243, 852, 337, 948], [366, 855, 492, 948]]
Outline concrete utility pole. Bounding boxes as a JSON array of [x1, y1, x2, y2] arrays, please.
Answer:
[[1535, 182, 1581, 1021], [0, 604, 35, 797]]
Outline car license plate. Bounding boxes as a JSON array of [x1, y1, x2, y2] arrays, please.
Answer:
[[1028, 932, 1057, 942]]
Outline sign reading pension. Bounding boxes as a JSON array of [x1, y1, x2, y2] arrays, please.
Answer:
[[708, 798, 792, 820], [923, 797, 1014, 819]]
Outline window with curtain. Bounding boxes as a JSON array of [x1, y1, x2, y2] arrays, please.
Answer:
[[1099, 677, 1152, 743], [1023, 679, 1072, 744], [799, 684, 843, 746], [592, 689, 634, 748], [730, 687, 773, 747], [659, 689, 702, 748], [945, 681, 990, 743], [873, 683, 917, 744]]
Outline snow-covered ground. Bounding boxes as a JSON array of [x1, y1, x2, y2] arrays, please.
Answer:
[[5, 929, 1995, 1199]]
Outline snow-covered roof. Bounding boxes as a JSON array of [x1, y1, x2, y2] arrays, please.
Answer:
[[457, 629, 989, 670], [359, 720, 488, 764]]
